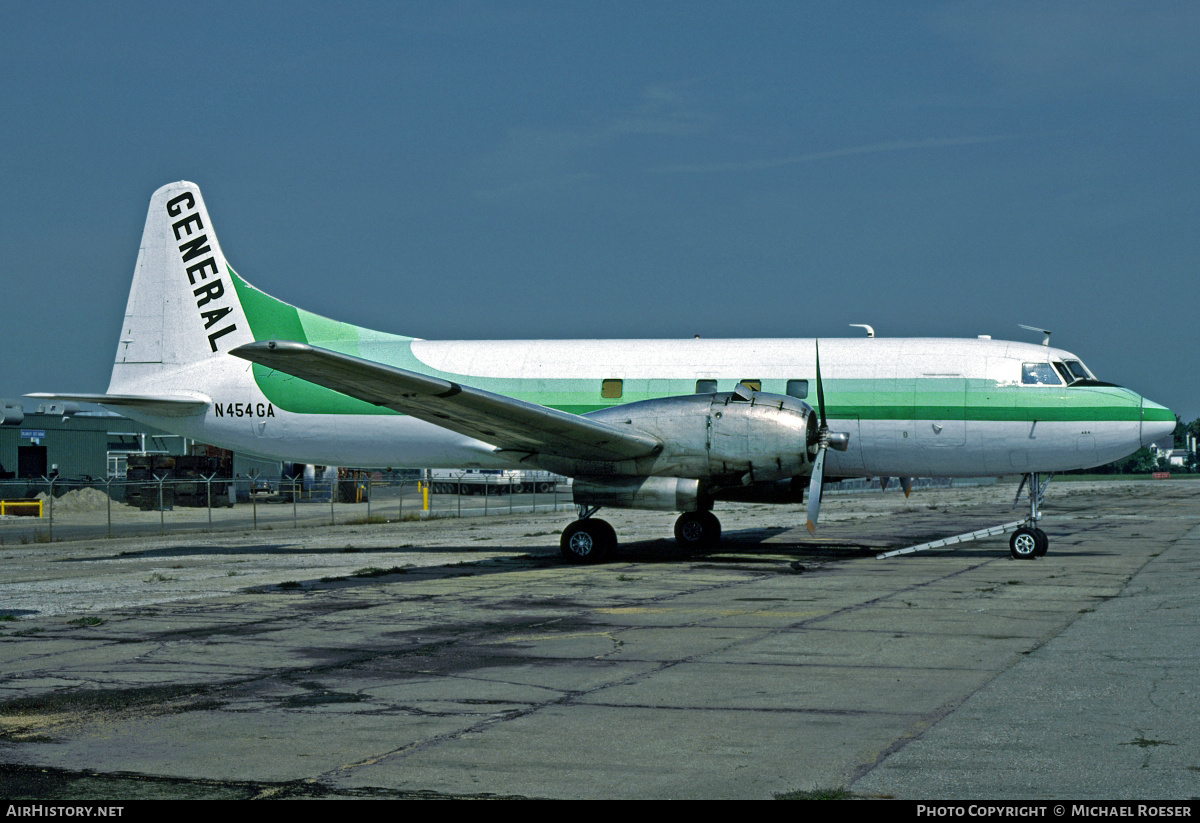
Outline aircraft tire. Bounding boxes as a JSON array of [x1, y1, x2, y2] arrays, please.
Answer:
[[1009, 527, 1040, 560], [674, 511, 721, 551], [560, 519, 615, 564], [1033, 528, 1048, 557]]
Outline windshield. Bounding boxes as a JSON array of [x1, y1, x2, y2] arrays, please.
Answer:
[[1064, 360, 1091, 380], [1048, 359, 1097, 385]]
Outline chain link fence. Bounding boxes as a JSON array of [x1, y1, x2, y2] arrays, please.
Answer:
[[0, 472, 572, 544], [0, 472, 996, 545]]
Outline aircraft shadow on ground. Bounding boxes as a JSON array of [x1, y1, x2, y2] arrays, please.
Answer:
[[64, 543, 486, 562], [55, 522, 1103, 599]]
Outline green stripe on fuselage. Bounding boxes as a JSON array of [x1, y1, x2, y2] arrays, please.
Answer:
[[230, 267, 308, 345], [232, 267, 403, 415], [228, 271, 1146, 424]]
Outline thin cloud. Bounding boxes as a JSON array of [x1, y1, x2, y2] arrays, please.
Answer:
[[472, 82, 712, 200], [930, 2, 1200, 96], [654, 135, 1024, 174]]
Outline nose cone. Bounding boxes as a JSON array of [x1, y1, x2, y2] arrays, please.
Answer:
[[1140, 398, 1177, 447]]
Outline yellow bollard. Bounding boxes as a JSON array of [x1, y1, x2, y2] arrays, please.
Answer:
[[421, 481, 429, 512]]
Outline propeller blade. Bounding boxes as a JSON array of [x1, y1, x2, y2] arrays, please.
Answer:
[[900, 476, 913, 498], [805, 338, 833, 535], [805, 447, 826, 534], [814, 339, 827, 428]]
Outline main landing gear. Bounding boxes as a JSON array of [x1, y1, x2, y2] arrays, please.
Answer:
[[559, 507, 724, 563], [560, 509, 617, 564], [673, 510, 721, 551]]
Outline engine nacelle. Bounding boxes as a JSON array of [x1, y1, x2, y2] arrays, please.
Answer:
[[584, 391, 817, 483], [573, 476, 703, 511]]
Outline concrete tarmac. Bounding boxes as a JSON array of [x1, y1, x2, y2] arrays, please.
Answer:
[[1, 479, 1197, 799]]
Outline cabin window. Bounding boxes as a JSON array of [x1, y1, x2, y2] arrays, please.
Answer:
[[1021, 363, 1062, 385], [696, 379, 717, 394], [601, 379, 623, 398], [786, 379, 809, 399], [738, 379, 761, 392]]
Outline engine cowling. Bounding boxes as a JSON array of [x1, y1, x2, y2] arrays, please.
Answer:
[[583, 390, 817, 484]]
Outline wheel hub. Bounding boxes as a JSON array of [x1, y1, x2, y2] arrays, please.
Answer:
[[569, 532, 594, 556]]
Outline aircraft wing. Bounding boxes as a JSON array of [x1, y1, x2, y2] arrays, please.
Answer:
[[230, 341, 662, 463]]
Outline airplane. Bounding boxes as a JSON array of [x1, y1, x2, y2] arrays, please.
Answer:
[[31, 181, 1176, 563]]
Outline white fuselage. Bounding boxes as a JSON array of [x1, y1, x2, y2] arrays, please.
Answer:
[[117, 335, 1168, 478]]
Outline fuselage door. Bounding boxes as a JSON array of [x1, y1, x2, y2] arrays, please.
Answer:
[[907, 355, 967, 447]]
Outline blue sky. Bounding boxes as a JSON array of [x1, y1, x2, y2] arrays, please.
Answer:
[[3, 1, 1197, 421]]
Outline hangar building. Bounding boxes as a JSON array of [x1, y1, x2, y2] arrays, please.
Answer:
[[0, 401, 278, 482]]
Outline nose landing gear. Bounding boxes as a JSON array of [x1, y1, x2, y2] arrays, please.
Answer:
[[1009, 525, 1048, 560], [877, 472, 1053, 560], [1009, 472, 1051, 560]]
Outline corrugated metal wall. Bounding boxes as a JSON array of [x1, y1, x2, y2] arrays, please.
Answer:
[[0, 413, 189, 480]]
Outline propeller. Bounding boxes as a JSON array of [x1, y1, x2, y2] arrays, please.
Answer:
[[805, 339, 849, 534]]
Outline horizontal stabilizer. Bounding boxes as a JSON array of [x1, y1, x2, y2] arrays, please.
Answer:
[[231, 341, 662, 462], [25, 392, 210, 418]]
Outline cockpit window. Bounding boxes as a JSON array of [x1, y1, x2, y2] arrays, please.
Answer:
[[1022, 363, 1062, 385], [1064, 360, 1090, 380], [1049, 359, 1096, 386]]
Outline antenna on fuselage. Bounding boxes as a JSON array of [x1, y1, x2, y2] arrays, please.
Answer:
[[1018, 324, 1052, 346], [849, 324, 875, 338]]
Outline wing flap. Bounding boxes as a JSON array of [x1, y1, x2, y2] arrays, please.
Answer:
[[229, 341, 661, 462]]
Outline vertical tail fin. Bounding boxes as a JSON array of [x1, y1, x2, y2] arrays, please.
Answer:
[[108, 181, 252, 393]]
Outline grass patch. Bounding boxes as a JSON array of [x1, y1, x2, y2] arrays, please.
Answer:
[[0, 614, 17, 622], [775, 787, 853, 800], [344, 515, 389, 525], [69, 617, 104, 628], [1123, 737, 1175, 748], [1055, 473, 1200, 482], [144, 573, 177, 583], [352, 566, 408, 578]]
